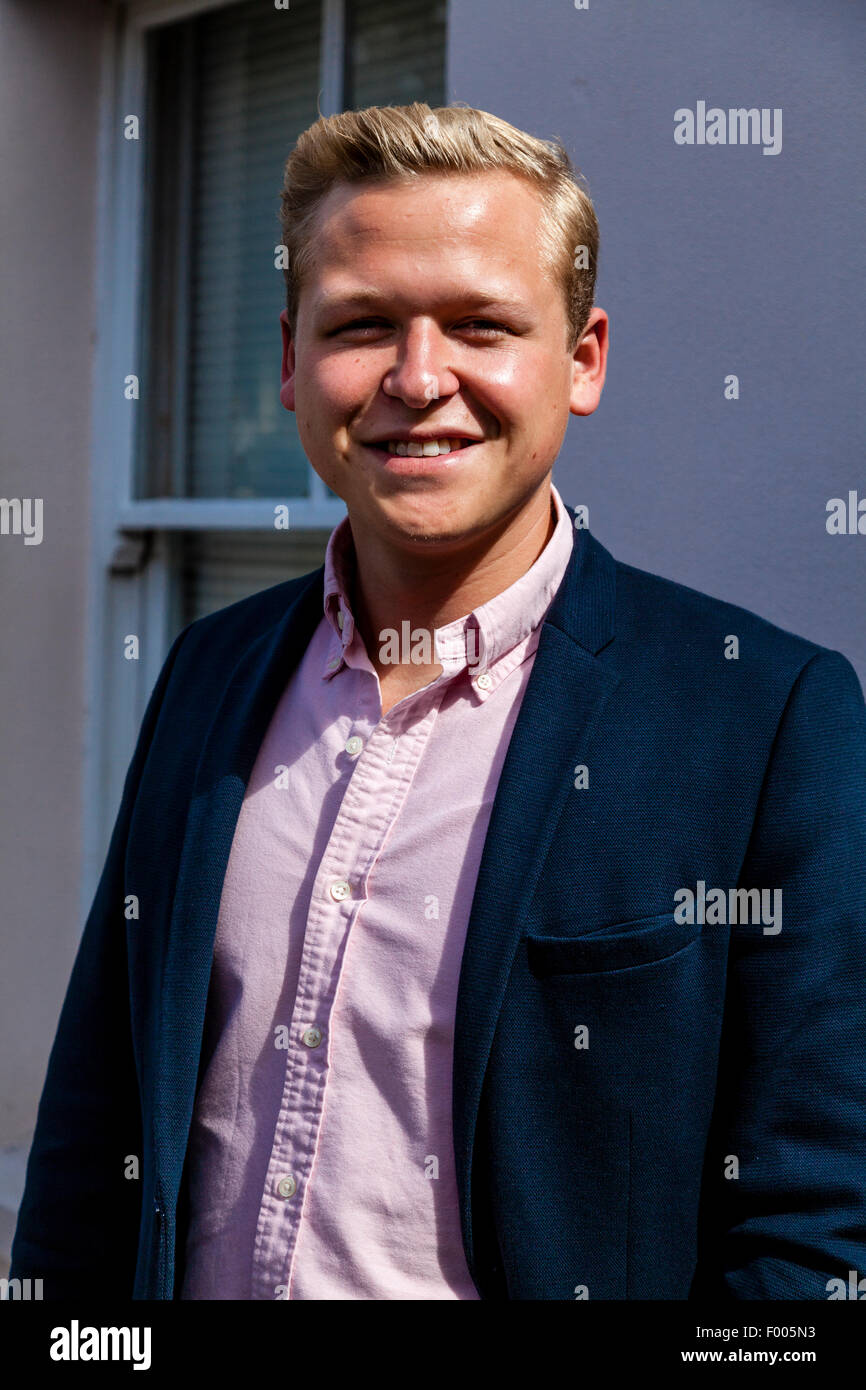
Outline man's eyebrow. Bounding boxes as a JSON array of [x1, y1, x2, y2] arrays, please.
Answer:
[[314, 290, 387, 313], [312, 290, 532, 318]]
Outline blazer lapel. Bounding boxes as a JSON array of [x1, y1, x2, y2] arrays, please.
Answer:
[[452, 521, 621, 1285], [154, 567, 325, 1205]]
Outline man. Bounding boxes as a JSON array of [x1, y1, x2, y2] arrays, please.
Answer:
[[11, 103, 866, 1300]]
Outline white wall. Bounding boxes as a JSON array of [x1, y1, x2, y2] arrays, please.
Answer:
[[0, 0, 110, 1270], [448, 0, 866, 683]]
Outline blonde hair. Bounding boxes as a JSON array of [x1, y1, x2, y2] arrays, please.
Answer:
[[278, 102, 598, 347]]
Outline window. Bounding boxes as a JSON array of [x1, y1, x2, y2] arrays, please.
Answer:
[[137, 0, 324, 504], [137, 0, 447, 517]]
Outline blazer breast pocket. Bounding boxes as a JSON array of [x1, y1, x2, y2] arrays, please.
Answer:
[[525, 910, 702, 976]]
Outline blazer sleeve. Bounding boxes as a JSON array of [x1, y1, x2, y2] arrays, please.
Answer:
[[9, 627, 189, 1298], [693, 647, 866, 1299]]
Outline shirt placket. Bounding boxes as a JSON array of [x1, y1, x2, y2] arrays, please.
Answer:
[[251, 685, 441, 1300]]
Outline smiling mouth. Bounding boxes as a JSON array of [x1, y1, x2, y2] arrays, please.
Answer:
[[364, 437, 481, 457]]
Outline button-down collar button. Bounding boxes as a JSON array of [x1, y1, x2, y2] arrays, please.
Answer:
[[276, 1175, 297, 1199], [329, 879, 351, 901], [475, 671, 493, 690], [345, 735, 363, 756], [302, 1026, 323, 1048]]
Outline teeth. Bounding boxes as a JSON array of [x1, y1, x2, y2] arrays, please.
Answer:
[[386, 438, 467, 456]]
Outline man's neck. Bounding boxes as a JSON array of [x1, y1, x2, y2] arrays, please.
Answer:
[[348, 487, 557, 686]]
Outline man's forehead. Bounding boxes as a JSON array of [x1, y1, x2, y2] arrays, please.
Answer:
[[313, 169, 546, 249], [293, 171, 566, 327]]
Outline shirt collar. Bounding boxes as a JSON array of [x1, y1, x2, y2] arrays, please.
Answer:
[[320, 482, 575, 697]]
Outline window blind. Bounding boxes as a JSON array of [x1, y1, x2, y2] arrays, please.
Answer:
[[179, 528, 335, 627], [345, 0, 447, 110], [187, 0, 323, 499]]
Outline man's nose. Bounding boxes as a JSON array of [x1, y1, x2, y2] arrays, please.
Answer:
[[382, 321, 459, 408]]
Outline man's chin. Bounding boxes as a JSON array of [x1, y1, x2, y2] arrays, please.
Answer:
[[359, 494, 494, 550]]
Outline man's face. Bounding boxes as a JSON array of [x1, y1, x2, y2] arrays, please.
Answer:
[[280, 170, 607, 551]]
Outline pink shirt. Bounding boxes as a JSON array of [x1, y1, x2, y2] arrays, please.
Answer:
[[180, 482, 575, 1299]]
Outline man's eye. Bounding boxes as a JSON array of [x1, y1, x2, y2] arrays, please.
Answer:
[[327, 317, 390, 336], [458, 319, 511, 335], [324, 316, 512, 338]]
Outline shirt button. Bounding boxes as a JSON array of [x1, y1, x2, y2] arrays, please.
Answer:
[[329, 879, 351, 901], [302, 1026, 323, 1048], [475, 671, 493, 690], [337, 609, 345, 630], [326, 655, 340, 671], [276, 1175, 297, 1200], [345, 735, 363, 756]]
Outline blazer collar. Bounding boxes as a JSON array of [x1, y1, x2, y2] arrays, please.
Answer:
[[546, 511, 617, 656]]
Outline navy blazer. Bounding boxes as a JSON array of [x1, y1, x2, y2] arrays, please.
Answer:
[[11, 515, 866, 1299]]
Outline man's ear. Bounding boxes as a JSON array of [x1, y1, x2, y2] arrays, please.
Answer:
[[279, 309, 297, 412], [569, 306, 609, 417]]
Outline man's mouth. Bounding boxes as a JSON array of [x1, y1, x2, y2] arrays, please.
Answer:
[[363, 437, 481, 458]]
